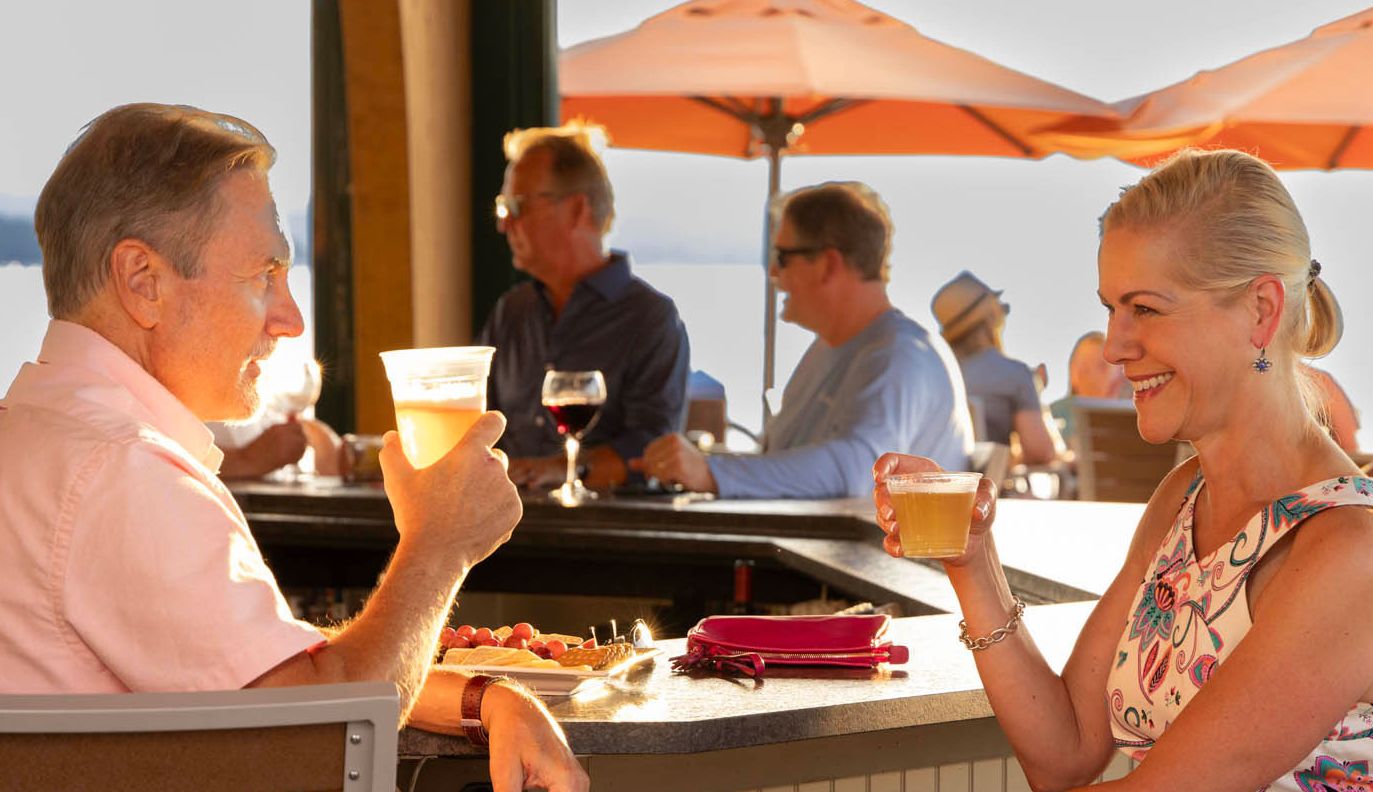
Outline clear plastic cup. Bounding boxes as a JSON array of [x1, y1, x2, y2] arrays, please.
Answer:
[[885, 471, 983, 558], [379, 346, 495, 469]]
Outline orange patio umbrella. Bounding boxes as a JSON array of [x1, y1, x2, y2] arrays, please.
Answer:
[[559, 0, 1119, 422], [1035, 8, 1373, 169]]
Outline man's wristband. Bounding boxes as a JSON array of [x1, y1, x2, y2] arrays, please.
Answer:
[[459, 674, 509, 746]]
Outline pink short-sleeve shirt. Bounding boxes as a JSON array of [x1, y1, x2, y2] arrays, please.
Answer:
[[0, 321, 324, 693]]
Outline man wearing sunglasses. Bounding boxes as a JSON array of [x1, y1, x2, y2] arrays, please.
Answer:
[[481, 123, 690, 491], [634, 182, 973, 499]]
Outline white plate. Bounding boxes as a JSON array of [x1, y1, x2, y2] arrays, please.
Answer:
[[442, 648, 662, 697]]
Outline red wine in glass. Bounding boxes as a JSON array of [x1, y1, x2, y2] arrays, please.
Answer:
[[546, 401, 603, 439], [541, 370, 607, 506]]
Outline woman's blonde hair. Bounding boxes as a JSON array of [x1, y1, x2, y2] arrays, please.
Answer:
[[1100, 149, 1342, 360]]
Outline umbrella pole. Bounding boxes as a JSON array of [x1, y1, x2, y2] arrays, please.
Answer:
[[761, 144, 781, 429]]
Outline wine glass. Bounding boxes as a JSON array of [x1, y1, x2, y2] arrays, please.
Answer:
[[541, 370, 606, 506], [261, 357, 323, 481]]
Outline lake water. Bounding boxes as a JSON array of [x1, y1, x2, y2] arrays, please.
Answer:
[[3, 257, 1369, 449]]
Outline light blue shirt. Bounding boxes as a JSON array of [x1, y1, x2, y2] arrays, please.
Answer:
[[708, 309, 973, 499]]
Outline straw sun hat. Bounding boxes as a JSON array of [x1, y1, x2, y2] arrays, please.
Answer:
[[931, 271, 1006, 342]]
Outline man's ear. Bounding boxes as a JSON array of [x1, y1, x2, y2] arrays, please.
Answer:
[[1248, 274, 1286, 349], [109, 238, 167, 330], [568, 192, 595, 232], [818, 247, 846, 284]]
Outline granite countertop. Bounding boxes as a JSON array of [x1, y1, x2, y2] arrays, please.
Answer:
[[400, 601, 1096, 757]]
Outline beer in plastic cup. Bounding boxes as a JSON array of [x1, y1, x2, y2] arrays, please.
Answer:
[[885, 471, 983, 558], [379, 346, 495, 469]]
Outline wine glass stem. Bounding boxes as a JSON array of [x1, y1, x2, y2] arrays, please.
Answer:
[[564, 435, 580, 489]]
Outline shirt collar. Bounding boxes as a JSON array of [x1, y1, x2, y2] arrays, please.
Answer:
[[26, 320, 224, 472], [580, 250, 633, 302]]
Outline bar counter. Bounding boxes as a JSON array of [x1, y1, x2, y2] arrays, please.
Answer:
[[230, 479, 1143, 611], [226, 481, 1143, 790], [398, 603, 1111, 791]]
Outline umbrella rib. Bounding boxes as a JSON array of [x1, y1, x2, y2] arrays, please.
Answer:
[[959, 105, 1036, 157], [796, 98, 869, 125], [1328, 124, 1360, 169], [691, 95, 755, 123]]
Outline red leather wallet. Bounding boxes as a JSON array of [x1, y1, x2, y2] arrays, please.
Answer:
[[671, 614, 910, 677]]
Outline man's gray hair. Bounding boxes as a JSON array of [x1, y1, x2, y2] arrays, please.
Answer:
[[35, 103, 276, 318]]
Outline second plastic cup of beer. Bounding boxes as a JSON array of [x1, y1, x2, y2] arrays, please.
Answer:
[[885, 471, 983, 558], [379, 346, 495, 469]]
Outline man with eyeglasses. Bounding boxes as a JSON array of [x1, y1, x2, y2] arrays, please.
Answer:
[[634, 182, 973, 498], [481, 123, 690, 491]]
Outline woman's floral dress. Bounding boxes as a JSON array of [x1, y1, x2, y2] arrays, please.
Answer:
[[1106, 474, 1373, 791]]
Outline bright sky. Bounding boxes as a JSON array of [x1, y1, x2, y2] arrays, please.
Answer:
[[0, 0, 312, 213], [0, 0, 1369, 445]]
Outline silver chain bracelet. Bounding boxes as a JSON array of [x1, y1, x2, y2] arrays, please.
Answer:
[[958, 595, 1026, 651]]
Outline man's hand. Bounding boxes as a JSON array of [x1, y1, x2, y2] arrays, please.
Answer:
[[297, 417, 344, 476], [483, 683, 589, 792], [379, 411, 522, 570], [219, 420, 307, 479], [507, 454, 566, 490], [631, 433, 718, 493]]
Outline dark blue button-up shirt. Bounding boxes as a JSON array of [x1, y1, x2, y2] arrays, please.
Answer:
[[479, 251, 690, 463]]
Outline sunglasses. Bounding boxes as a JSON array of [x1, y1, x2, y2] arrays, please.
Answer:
[[771, 245, 826, 269], [494, 191, 565, 222]]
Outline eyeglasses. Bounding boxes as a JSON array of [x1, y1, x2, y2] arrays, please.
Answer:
[[772, 246, 826, 269], [494, 191, 564, 222]]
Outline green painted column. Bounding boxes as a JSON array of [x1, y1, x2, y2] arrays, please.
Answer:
[[468, 0, 559, 336]]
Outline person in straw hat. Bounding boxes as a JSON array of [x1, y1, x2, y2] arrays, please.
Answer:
[[932, 271, 1063, 465], [875, 149, 1371, 791]]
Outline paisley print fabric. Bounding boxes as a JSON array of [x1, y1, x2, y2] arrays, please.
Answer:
[[1106, 474, 1373, 790]]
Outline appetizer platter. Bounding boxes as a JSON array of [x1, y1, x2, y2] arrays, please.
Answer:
[[436, 620, 660, 697]]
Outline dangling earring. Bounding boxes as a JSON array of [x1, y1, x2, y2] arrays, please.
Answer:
[[1252, 348, 1272, 374]]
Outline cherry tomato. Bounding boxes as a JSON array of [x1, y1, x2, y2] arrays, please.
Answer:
[[528, 640, 546, 651], [580, 638, 596, 649], [439, 626, 457, 648], [449, 635, 471, 649], [546, 640, 568, 659], [512, 622, 535, 641], [472, 627, 494, 643], [456, 625, 476, 638], [503, 636, 528, 650]]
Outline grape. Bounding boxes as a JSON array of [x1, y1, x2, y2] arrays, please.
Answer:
[[512, 622, 535, 641]]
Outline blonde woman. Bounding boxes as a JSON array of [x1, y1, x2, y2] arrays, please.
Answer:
[[874, 149, 1372, 791]]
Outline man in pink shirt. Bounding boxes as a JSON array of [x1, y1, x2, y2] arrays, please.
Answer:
[[0, 104, 587, 792]]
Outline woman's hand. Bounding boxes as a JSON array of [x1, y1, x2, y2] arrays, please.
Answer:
[[871, 453, 998, 567]]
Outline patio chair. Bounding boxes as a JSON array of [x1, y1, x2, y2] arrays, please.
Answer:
[[0, 681, 398, 792], [1071, 397, 1181, 503], [970, 441, 1010, 491]]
